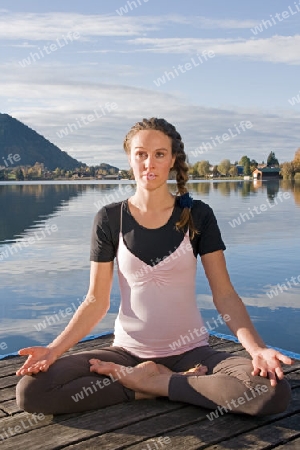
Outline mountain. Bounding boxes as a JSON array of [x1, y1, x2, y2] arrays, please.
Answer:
[[0, 113, 84, 170]]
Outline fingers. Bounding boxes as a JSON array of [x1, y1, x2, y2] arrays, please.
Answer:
[[275, 366, 284, 380], [277, 353, 294, 366], [251, 367, 260, 377], [16, 364, 42, 376], [251, 348, 292, 387], [251, 367, 277, 387], [16, 358, 50, 376], [267, 371, 277, 387], [18, 347, 35, 356], [252, 361, 285, 387]]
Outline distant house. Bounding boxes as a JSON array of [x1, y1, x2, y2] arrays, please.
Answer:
[[252, 167, 281, 179], [236, 165, 244, 176]]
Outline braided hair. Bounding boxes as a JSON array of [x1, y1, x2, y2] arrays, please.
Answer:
[[123, 117, 198, 239]]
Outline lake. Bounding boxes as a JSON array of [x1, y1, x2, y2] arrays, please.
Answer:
[[0, 179, 299, 358]]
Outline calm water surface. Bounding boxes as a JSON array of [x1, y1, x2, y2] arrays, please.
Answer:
[[0, 180, 299, 356]]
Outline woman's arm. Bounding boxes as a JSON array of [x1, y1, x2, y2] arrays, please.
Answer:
[[201, 250, 293, 386], [47, 261, 114, 356], [17, 261, 114, 375]]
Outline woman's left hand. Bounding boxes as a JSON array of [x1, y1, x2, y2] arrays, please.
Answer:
[[250, 347, 294, 387]]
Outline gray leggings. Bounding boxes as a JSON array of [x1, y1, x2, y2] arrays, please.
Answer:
[[16, 345, 291, 416]]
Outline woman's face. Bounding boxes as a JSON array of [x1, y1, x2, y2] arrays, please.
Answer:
[[128, 130, 176, 190]]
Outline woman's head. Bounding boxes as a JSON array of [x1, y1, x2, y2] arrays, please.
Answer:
[[124, 118, 198, 238], [123, 118, 189, 196]]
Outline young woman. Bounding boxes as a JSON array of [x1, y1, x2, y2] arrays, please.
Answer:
[[16, 118, 292, 415]]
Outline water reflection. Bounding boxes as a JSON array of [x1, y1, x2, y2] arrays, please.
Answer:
[[186, 179, 300, 207], [0, 184, 85, 243]]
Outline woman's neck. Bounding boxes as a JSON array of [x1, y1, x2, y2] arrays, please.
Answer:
[[129, 187, 175, 212]]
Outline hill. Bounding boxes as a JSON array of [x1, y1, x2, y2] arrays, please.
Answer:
[[0, 113, 84, 170]]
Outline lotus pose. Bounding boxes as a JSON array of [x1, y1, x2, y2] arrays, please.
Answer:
[[16, 118, 292, 415]]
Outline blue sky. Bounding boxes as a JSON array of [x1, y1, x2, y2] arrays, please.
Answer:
[[0, 0, 299, 167]]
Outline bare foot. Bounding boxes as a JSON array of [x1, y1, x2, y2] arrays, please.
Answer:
[[89, 359, 162, 393]]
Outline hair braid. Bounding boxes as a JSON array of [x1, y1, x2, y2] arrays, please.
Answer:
[[123, 117, 198, 239]]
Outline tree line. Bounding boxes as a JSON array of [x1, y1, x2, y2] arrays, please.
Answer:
[[0, 162, 129, 181], [190, 150, 300, 179]]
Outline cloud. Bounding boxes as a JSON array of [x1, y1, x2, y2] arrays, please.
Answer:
[[0, 12, 166, 41], [1, 11, 299, 66], [190, 16, 260, 29], [126, 35, 300, 65], [0, 12, 259, 43]]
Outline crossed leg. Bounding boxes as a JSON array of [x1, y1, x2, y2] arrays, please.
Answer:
[[90, 359, 208, 399], [90, 345, 291, 416]]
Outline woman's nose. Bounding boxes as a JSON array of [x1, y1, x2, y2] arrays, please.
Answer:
[[145, 154, 155, 168]]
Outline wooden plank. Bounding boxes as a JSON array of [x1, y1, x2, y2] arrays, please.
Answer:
[[0, 375, 19, 389], [61, 405, 207, 449], [275, 437, 300, 449], [204, 413, 300, 449], [285, 369, 300, 388], [0, 363, 23, 378], [0, 387, 17, 402], [1, 399, 22, 415], [208, 342, 244, 354], [0, 411, 53, 435], [0, 399, 185, 450], [123, 388, 300, 450]]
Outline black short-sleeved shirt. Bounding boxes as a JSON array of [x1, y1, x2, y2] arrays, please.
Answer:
[[90, 197, 226, 265]]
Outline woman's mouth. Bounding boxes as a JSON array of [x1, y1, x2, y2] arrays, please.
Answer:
[[146, 173, 156, 180]]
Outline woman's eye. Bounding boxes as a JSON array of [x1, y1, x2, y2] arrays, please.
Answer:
[[156, 152, 165, 158]]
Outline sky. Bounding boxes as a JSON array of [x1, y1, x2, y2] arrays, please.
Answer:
[[0, 0, 299, 168]]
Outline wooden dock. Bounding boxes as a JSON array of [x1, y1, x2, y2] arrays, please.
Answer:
[[1, 334, 299, 449]]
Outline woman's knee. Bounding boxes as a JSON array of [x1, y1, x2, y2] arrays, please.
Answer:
[[251, 377, 292, 416], [16, 374, 49, 414]]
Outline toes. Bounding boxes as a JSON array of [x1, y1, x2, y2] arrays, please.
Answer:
[[181, 364, 208, 376]]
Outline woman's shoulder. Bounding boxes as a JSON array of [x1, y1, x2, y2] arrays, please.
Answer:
[[95, 200, 124, 219], [94, 199, 133, 231], [189, 199, 219, 232], [191, 198, 214, 216]]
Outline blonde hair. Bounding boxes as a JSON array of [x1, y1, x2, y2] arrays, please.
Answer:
[[123, 117, 198, 239]]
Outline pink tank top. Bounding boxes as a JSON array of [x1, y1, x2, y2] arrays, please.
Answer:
[[113, 202, 209, 357]]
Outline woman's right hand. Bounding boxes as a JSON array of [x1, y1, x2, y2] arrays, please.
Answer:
[[16, 346, 58, 376]]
